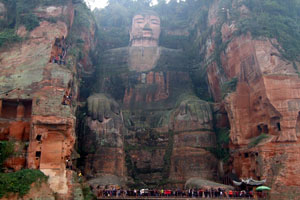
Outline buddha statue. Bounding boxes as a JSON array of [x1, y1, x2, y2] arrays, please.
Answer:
[[92, 10, 193, 121], [82, 10, 216, 188]]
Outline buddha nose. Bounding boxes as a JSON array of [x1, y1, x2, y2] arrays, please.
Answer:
[[143, 23, 152, 31]]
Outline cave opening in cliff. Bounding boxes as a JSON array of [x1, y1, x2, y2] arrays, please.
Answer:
[[271, 116, 281, 133], [0, 100, 32, 141], [1, 100, 18, 119], [0, 99, 32, 119], [257, 124, 269, 134], [263, 125, 269, 133], [257, 125, 262, 134], [296, 112, 300, 135], [277, 123, 281, 131], [36, 151, 41, 158], [36, 135, 42, 141]]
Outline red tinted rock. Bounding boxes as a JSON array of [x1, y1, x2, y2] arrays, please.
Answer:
[[9, 121, 30, 141], [4, 157, 26, 171], [211, 28, 300, 198]]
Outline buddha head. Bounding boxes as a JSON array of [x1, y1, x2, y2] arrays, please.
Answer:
[[130, 10, 161, 47]]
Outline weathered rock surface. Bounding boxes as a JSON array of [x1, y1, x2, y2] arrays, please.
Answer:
[[3, 0, 300, 199], [0, 2, 96, 199], [205, 1, 300, 198]]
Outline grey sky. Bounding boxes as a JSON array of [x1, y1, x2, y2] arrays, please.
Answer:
[[84, 0, 173, 10]]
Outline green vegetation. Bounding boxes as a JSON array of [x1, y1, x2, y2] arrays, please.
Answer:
[[160, 131, 174, 186], [190, 70, 213, 102], [0, 169, 48, 198], [248, 133, 269, 148], [66, 2, 93, 62], [213, 24, 230, 73], [19, 13, 40, 31], [124, 144, 144, 187], [0, 0, 73, 47], [73, 2, 92, 28], [0, 29, 21, 48], [82, 185, 97, 200], [237, 0, 300, 61], [0, 141, 14, 171], [221, 77, 238, 99], [189, 0, 300, 100], [207, 128, 230, 162]]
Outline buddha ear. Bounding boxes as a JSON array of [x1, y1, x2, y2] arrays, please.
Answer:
[[129, 29, 133, 44]]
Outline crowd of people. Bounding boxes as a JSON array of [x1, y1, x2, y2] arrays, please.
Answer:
[[49, 36, 70, 65], [93, 187, 255, 199]]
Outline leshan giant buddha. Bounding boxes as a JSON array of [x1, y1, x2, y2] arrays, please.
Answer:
[[81, 11, 218, 188]]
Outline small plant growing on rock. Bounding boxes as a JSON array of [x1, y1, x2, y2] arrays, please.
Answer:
[[221, 77, 238, 99], [248, 133, 269, 148]]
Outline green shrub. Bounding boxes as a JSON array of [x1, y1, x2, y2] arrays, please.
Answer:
[[0, 19, 6, 29], [0, 141, 14, 171], [20, 13, 40, 31], [0, 29, 22, 48], [45, 17, 58, 24], [82, 185, 96, 200], [0, 169, 48, 198]]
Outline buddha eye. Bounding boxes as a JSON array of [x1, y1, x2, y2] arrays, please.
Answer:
[[151, 20, 160, 25], [135, 18, 144, 24]]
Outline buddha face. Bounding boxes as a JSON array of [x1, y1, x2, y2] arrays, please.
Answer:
[[130, 14, 161, 47]]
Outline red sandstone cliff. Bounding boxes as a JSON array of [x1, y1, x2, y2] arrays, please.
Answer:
[[1, 0, 300, 199], [0, 1, 96, 199], [205, 0, 300, 198]]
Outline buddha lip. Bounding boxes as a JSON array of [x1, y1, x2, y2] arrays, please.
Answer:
[[143, 30, 152, 35]]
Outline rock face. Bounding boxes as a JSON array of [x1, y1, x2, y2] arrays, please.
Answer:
[[222, 38, 300, 198], [0, 2, 96, 199], [2, 0, 300, 199], [205, 0, 300, 198]]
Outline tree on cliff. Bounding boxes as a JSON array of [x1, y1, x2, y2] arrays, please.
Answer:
[[206, 128, 230, 178], [238, 0, 300, 61]]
